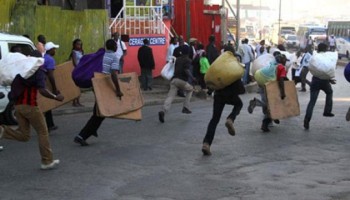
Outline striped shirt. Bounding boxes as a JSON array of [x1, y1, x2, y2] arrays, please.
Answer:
[[16, 69, 46, 106], [102, 50, 119, 74]]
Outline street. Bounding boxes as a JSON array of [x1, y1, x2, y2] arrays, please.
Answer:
[[1, 65, 350, 200]]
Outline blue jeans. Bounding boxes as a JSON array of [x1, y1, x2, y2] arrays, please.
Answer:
[[243, 62, 251, 85], [305, 76, 333, 121]]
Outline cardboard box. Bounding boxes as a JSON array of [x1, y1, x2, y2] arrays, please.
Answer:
[[92, 72, 144, 117], [265, 81, 300, 120], [37, 61, 81, 112]]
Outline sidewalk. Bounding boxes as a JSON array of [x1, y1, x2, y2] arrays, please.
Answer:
[[53, 77, 258, 116]]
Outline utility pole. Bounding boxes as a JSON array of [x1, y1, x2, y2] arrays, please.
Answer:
[[236, 0, 240, 49], [278, 0, 281, 40], [186, 0, 191, 41], [221, 0, 227, 44]]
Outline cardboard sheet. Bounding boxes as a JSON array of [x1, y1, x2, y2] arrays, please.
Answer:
[[92, 72, 144, 117], [265, 81, 300, 120], [37, 61, 81, 112], [96, 106, 142, 121]]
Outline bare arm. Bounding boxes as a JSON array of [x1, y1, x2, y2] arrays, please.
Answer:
[[46, 69, 58, 94], [111, 69, 123, 99], [38, 88, 64, 101]]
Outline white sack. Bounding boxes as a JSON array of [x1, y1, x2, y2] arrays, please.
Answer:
[[309, 52, 338, 80], [0, 53, 44, 86], [252, 54, 275, 75], [161, 56, 176, 80]]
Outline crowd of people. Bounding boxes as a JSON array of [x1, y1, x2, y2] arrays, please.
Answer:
[[0, 33, 349, 169]]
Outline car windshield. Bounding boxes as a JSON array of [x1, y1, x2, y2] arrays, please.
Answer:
[[287, 35, 297, 40]]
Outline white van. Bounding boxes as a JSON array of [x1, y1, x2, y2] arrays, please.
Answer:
[[0, 32, 36, 125]]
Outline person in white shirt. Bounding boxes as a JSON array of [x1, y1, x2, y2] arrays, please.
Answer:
[[166, 37, 178, 62], [328, 35, 336, 52], [238, 38, 254, 84], [112, 32, 127, 73], [299, 47, 313, 91]]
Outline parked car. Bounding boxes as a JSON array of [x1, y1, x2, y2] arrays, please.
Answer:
[[0, 32, 36, 125], [283, 34, 299, 48]]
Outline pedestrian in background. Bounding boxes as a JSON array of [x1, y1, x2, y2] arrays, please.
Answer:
[[0, 50, 64, 169], [138, 38, 155, 91], [158, 45, 196, 123], [74, 39, 123, 146], [238, 38, 254, 85], [299, 47, 313, 92], [43, 41, 60, 132], [304, 43, 335, 130], [36, 34, 46, 56], [112, 32, 127, 73], [206, 35, 219, 65], [166, 37, 178, 62], [70, 38, 84, 107], [202, 45, 245, 156]]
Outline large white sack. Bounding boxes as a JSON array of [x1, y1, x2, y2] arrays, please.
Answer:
[[252, 54, 275, 75], [269, 49, 293, 72], [0, 53, 44, 86], [309, 52, 338, 80]]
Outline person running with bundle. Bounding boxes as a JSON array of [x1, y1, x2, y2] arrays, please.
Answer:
[[247, 52, 288, 132], [201, 45, 245, 156]]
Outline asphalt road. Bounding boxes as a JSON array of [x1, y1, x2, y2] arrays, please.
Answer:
[[0, 66, 350, 200]]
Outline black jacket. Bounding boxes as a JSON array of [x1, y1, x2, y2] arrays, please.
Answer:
[[137, 45, 155, 69]]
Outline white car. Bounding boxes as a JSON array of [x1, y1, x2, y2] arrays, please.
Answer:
[[283, 34, 299, 48], [336, 37, 350, 59], [0, 32, 36, 125]]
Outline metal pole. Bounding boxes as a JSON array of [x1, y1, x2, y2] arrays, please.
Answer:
[[236, 0, 240, 49], [186, 0, 191, 41], [278, 0, 281, 41], [221, 0, 227, 44]]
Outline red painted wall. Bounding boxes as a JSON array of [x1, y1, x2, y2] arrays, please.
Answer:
[[173, 0, 222, 48]]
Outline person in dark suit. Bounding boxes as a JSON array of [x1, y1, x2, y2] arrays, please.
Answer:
[[138, 38, 155, 91]]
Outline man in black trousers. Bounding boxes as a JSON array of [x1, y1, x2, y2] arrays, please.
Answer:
[[137, 38, 155, 91]]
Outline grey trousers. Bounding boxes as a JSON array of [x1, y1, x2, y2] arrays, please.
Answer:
[[162, 78, 194, 112]]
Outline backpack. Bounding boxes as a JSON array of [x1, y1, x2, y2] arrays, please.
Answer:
[[72, 48, 105, 88]]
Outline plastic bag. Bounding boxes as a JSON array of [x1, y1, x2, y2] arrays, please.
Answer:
[[0, 53, 44, 86], [161, 56, 176, 80], [254, 62, 277, 86], [252, 54, 275, 75], [205, 51, 244, 90], [309, 52, 337, 80], [199, 57, 210, 74]]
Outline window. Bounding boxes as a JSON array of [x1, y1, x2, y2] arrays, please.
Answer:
[[8, 43, 34, 56]]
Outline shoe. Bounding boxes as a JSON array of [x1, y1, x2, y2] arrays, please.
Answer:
[[158, 111, 165, 123], [273, 119, 280, 124], [48, 125, 58, 132], [41, 159, 60, 170], [346, 107, 350, 121], [0, 126, 4, 139], [304, 119, 310, 130], [248, 98, 256, 114], [0, 146, 3, 151], [299, 88, 306, 92], [261, 119, 271, 132], [225, 118, 235, 136], [323, 113, 335, 117], [202, 143, 211, 156], [74, 136, 89, 146], [148, 87, 152, 91], [0, 92, 5, 99], [182, 107, 192, 114]]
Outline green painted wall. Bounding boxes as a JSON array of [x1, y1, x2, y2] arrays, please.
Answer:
[[1, 0, 109, 65], [0, 0, 16, 32]]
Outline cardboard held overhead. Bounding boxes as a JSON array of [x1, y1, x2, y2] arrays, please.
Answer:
[[37, 61, 81, 112], [92, 72, 144, 117], [265, 81, 300, 120]]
